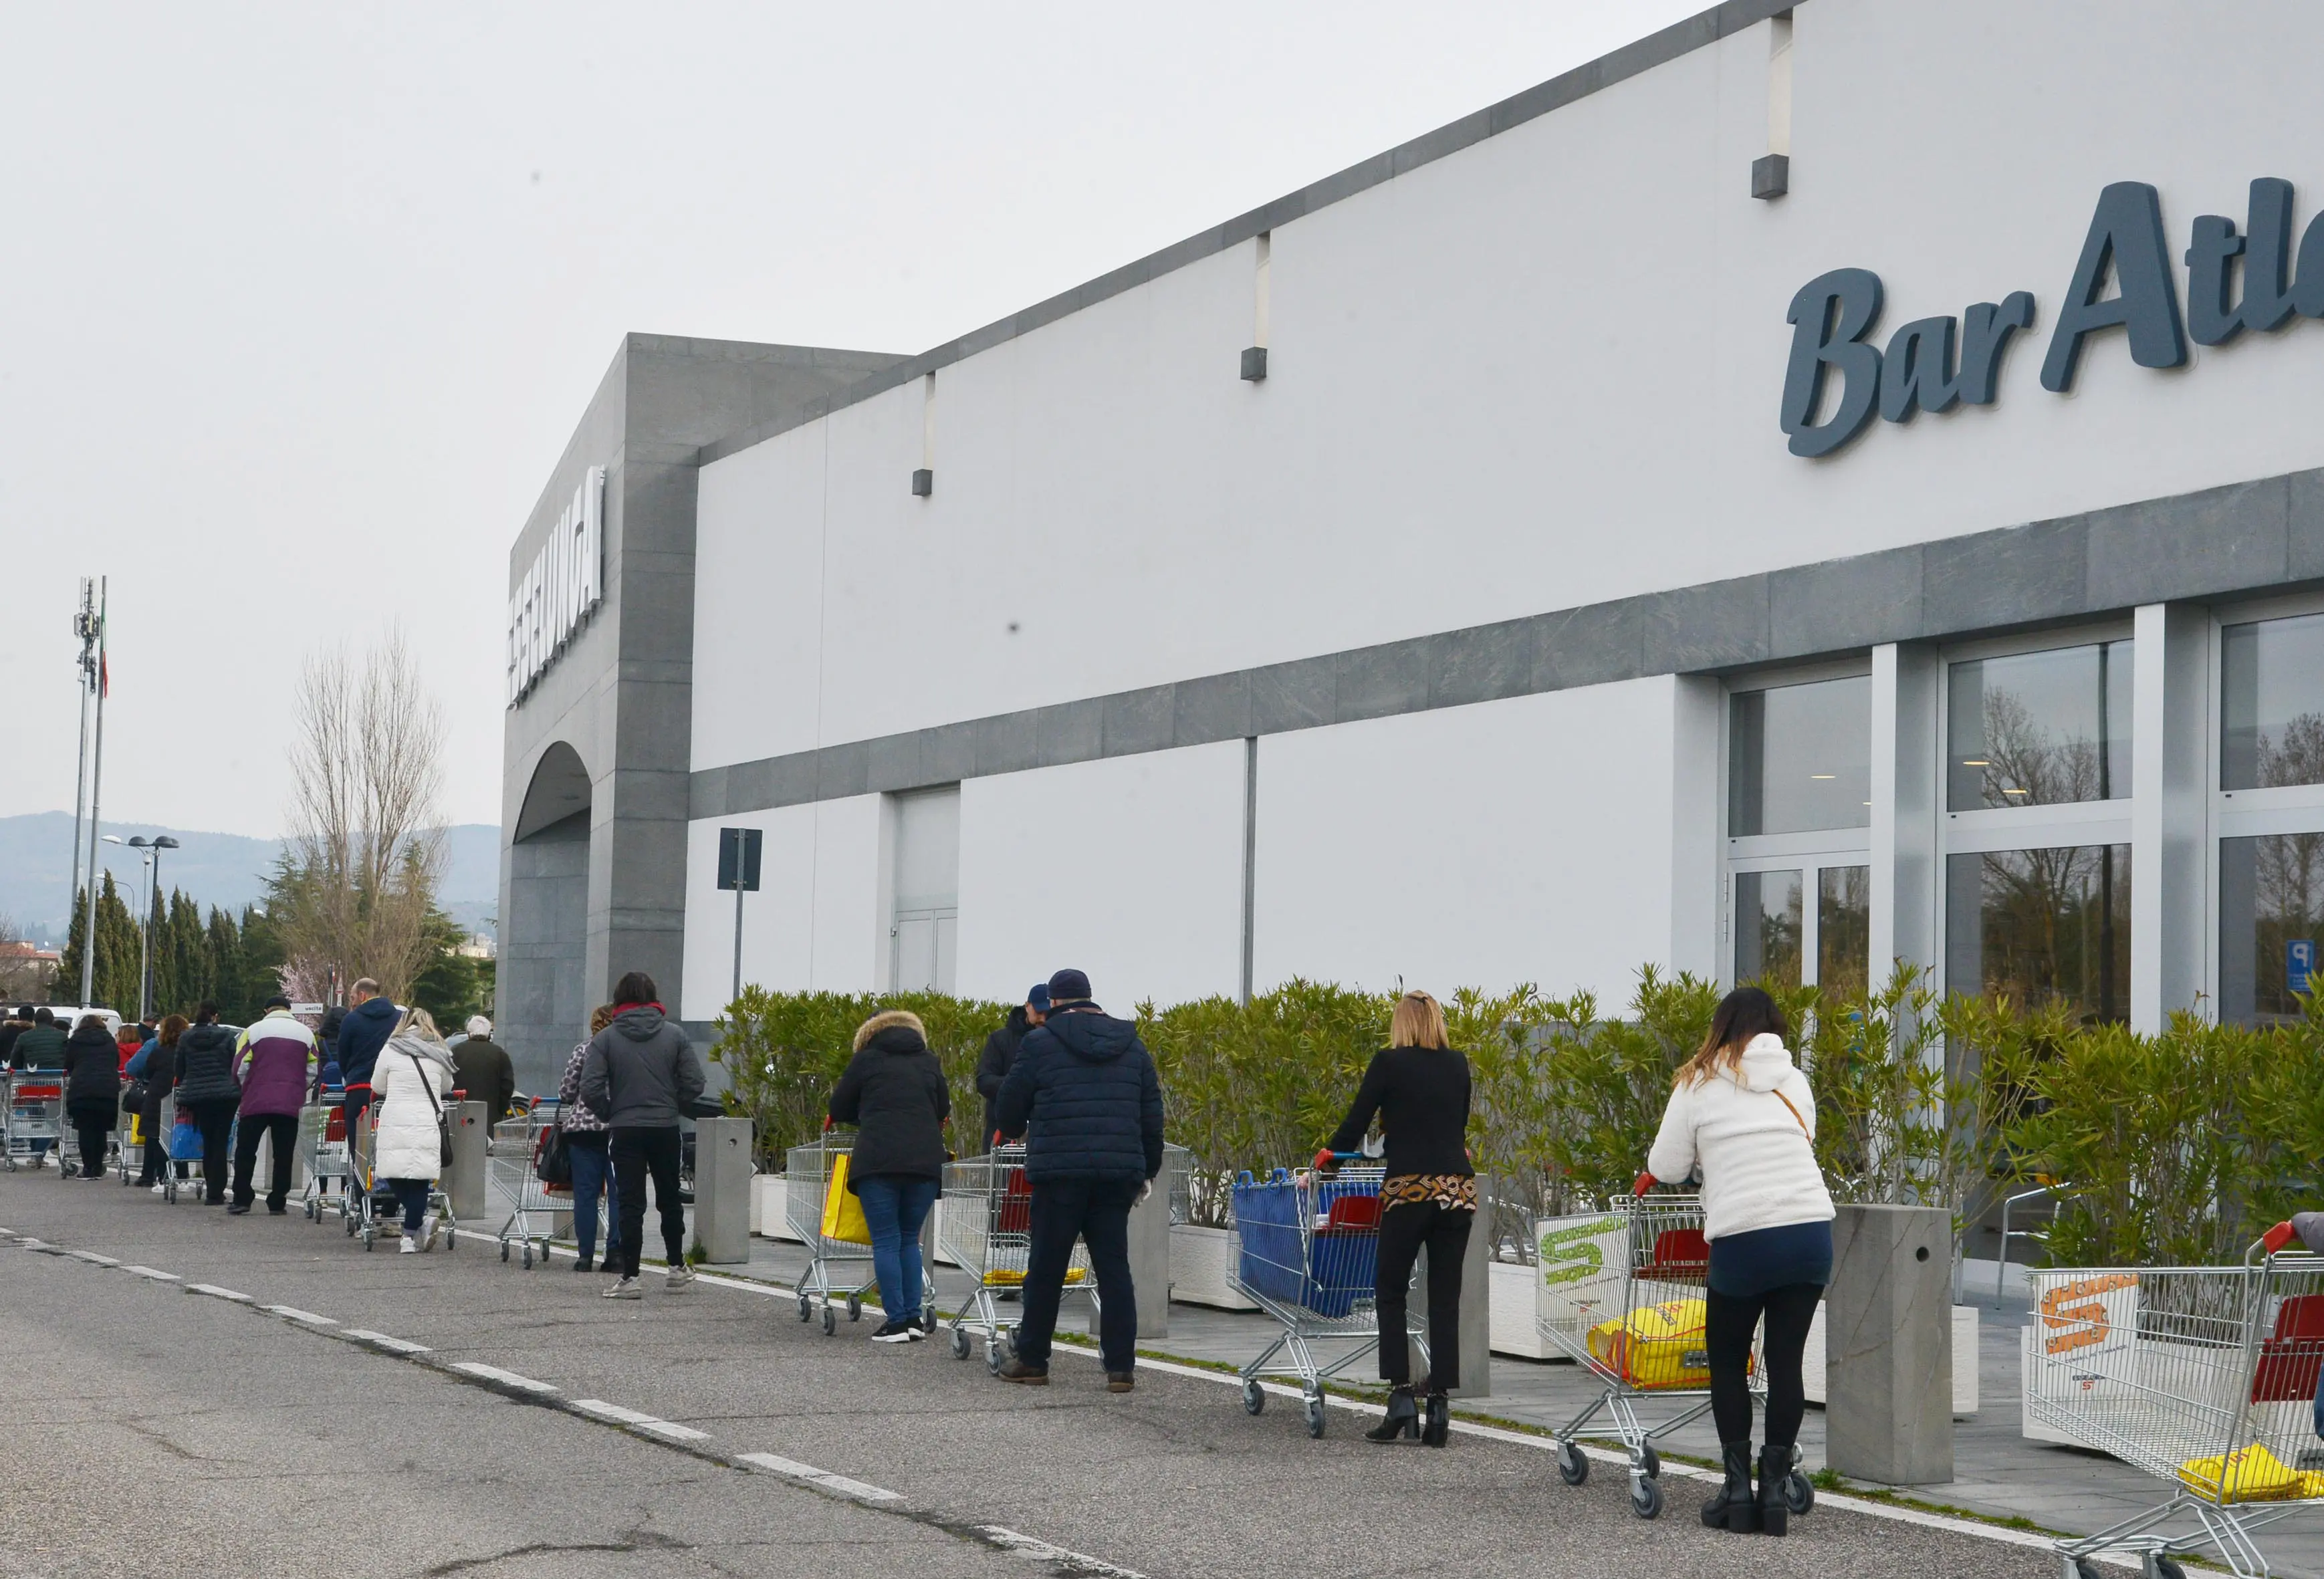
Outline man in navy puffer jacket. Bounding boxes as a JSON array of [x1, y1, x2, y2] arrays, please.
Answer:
[[992, 968, 1163, 1390], [334, 979, 401, 1143]]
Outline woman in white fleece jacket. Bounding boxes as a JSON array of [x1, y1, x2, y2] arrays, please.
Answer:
[[1641, 987, 1834, 1539]]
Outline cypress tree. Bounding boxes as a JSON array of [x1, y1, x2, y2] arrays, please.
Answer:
[[166, 891, 210, 1015], [52, 886, 90, 1005], [204, 906, 243, 1017], [94, 873, 140, 1017]]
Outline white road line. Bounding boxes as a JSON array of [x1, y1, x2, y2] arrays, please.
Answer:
[[570, 1401, 713, 1441], [184, 1283, 251, 1302], [449, 1362, 558, 1393], [261, 1305, 338, 1326], [64, 1250, 120, 1265], [342, 1330, 431, 1354], [737, 1453, 903, 1503], [119, 1265, 180, 1281], [975, 1526, 1146, 1578]]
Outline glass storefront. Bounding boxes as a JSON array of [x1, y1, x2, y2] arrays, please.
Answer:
[[2222, 612, 2324, 790], [1730, 675, 1871, 836], [1817, 865, 1871, 1001], [1734, 868, 1803, 988], [1948, 641, 2133, 810], [1945, 845, 2130, 1023], [2219, 832, 2324, 1023]]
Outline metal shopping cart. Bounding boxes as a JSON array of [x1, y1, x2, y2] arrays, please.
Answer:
[[114, 1099, 146, 1185], [493, 1104, 567, 1267], [1229, 1160, 1415, 1439], [345, 1100, 456, 1252], [2025, 1246, 2324, 1579], [939, 1142, 1096, 1372], [786, 1128, 878, 1336], [4, 1070, 66, 1171], [300, 1096, 349, 1222], [1534, 1194, 1808, 1521]]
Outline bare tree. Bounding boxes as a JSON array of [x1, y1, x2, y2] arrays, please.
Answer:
[[0, 913, 55, 1001], [271, 632, 448, 1003]]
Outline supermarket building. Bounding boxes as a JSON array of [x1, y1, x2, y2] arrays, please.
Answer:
[[495, 0, 2324, 1087]]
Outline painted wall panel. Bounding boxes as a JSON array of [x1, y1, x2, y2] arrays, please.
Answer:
[[691, 428, 828, 771], [1251, 680, 1676, 1004], [955, 742, 1245, 1009], [679, 794, 884, 1016]]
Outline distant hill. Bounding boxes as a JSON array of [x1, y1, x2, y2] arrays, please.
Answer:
[[0, 812, 500, 947]]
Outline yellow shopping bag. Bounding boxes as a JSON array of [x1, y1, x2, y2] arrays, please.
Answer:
[[1587, 1298, 1738, 1390], [2178, 1444, 2301, 1503], [820, 1152, 872, 1245]]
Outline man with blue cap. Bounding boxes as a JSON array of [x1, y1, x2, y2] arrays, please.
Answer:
[[975, 983, 1048, 1151]]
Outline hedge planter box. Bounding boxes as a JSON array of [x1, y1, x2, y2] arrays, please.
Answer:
[[1803, 1301, 1980, 1418], [1489, 1259, 1558, 1359], [1169, 1224, 1257, 1310], [751, 1175, 796, 1240]]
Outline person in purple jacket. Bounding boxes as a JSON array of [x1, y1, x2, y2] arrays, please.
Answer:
[[229, 995, 320, 1215]]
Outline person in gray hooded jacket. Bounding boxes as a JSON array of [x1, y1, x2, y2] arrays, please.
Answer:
[[580, 972, 707, 1300]]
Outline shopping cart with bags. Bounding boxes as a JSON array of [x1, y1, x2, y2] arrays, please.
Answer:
[[300, 1096, 349, 1223], [493, 1104, 567, 1267], [939, 1142, 1095, 1372], [3, 1070, 65, 1171], [1534, 1193, 1805, 1521], [786, 1124, 877, 1335], [1229, 1158, 1415, 1439], [2024, 1243, 2324, 1579]]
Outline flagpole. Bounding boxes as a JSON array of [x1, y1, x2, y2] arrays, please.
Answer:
[[77, 576, 107, 1009], [66, 578, 94, 965]]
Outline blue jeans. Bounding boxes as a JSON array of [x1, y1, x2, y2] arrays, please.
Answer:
[[390, 1179, 433, 1234], [854, 1174, 939, 1323], [567, 1133, 620, 1260]]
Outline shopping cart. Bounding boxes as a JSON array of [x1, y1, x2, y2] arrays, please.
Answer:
[[493, 1104, 568, 1267], [1229, 1159, 1415, 1439], [786, 1128, 878, 1336], [345, 1101, 456, 1252], [939, 1142, 1096, 1372], [300, 1096, 348, 1223], [2025, 1245, 2324, 1579], [114, 1100, 146, 1185], [1534, 1193, 1807, 1521], [3, 1070, 65, 1171]]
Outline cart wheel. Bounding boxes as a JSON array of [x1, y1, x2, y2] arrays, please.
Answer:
[[521, 1244, 534, 1269], [445, 1227, 457, 1253], [1630, 1477, 1663, 1520], [534, 1240, 546, 1264], [846, 1294, 862, 1322], [1783, 1471, 1814, 1515], [363, 1227, 376, 1251], [2149, 1558, 2186, 1579], [2073, 1562, 2107, 1579], [796, 1294, 812, 1322], [304, 1200, 316, 1221], [344, 1213, 356, 1236], [1638, 1443, 1661, 1479], [1302, 1394, 1326, 1439], [1556, 1441, 1589, 1486], [987, 1340, 1005, 1376], [500, 1242, 510, 1262], [950, 1328, 971, 1360], [822, 1306, 836, 1336], [1241, 1380, 1265, 1416]]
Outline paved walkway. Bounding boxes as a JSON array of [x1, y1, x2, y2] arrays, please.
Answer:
[[6, 1171, 2069, 1579]]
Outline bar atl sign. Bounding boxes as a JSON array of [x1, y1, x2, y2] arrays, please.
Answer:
[[1781, 178, 2321, 458]]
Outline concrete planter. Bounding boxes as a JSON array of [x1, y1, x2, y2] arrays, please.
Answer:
[[751, 1174, 796, 1240], [1803, 1301, 1980, 1417], [1489, 1259, 1558, 1358], [1169, 1223, 1256, 1310]]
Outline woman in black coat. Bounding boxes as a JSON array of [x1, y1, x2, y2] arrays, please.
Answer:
[[60, 1015, 122, 1179], [172, 1002, 241, 1205], [827, 1009, 951, 1342]]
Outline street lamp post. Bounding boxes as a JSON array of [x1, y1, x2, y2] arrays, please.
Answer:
[[100, 833, 176, 1021], [102, 834, 148, 1018]]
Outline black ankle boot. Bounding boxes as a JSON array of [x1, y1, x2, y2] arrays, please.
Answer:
[[1365, 1386, 1419, 1443], [1756, 1445, 1794, 1536], [1702, 1443, 1760, 1532], [1420, 1389, 1449, 1447]]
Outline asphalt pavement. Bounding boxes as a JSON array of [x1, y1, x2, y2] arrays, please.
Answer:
[[1, 1171, 2061, 1579]]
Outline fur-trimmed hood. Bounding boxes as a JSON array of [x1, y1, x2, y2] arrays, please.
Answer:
[[854, 1009, 927, 1053]]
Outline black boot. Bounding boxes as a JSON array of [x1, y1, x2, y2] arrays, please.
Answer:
[[1757, 1445, 1794, 1536], [1701, 1443, 1760, 1532], [1365, 1386, 1419, 1443], [1420, 1388, 1450, 1447]]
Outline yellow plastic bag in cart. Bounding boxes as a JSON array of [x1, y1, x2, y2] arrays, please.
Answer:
[[1586, 1298, 1746, 1391], [819, 1154, 872, 1245], [2178, 1444, 2301, 1502]]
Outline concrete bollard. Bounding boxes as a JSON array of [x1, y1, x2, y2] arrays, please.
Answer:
[[1827, 1203, 1953, 1484], [1125, 1171, 1171, 1338], [693, 1118, 753, 1263], [445, 1100, 490, 1220]]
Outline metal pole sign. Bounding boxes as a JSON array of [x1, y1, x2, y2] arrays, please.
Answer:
[[719, 826, 763, 1005]]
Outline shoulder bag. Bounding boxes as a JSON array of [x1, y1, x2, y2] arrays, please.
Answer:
[[536, 1122, 572, 1187], [409, 1050, 455, 1166]]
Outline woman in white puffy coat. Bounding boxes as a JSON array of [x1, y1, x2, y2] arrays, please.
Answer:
[[1639, 987, 1834, 1539], [369, 1007, 455, 1254]]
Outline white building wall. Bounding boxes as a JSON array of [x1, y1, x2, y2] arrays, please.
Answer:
[[691, 427, 829, 771], [1252, 679, 1677, 1005], [680, 794, 884, 1018], [956, 742, 1246, 1009]]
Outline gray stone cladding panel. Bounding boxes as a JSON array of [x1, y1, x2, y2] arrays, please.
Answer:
[[1769, 548, 1925, 660], [1425, 620, 1534, 709], [864, 732, 923, 794], [917, 724, 976, 786], [815, 740, 869, 800], [1642, 574, 1771, 675], [1101, 687, 1176, 757], [1173, 671, 1252, 747], [1248, 656, 1336, 733], [2085, 475, 2291, 609], [1034, 698, 1104, 767], [971, 711, 1040, 777], [1334, 638, 1430, 723], [2291, 469, 2324, 584], [1532, 600, 1645, 691], [1921, 516, 2088, 634], [690, 765, 731, 822]]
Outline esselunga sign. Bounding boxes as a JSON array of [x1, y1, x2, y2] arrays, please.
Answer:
[[506, 465, 605, 706], [1781, 178, 2324, 458]]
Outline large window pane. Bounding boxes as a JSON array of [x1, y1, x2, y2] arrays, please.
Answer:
[[2219, 833, 2324, 1023], [1818, 865, 1871, 1001], [1729, 676, 1871, 835], [1735, 869, 1803, 989], [1946, 846, 2129, 1022], [1948, 642, 2133, 810], [2222, 614, 2324, 790]]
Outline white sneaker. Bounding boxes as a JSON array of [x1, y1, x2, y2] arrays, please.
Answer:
[[398, 1235, 418, 1254], [422, 1221, 439, 1251], [604, 1278, 643, 1300], [150, 1184, 165, 1195], [666, 1267, 695, 1293]]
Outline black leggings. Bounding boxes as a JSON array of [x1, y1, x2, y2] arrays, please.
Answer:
[[1374, 1201, 1472, 1390], [610, 1126, 685, 1279], [1707, 1282, 1822, 1448]]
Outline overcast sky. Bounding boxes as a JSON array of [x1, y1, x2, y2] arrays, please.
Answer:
[[1, 0, 1701, 839]]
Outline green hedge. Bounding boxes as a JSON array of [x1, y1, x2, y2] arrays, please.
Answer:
[[709, 969, 2324, 1269]]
